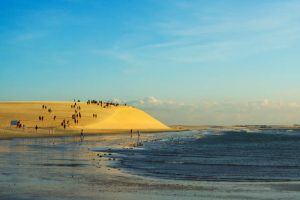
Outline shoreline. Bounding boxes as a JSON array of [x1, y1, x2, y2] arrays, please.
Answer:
[[0, 127, 186, 140], [2, 123, 300, 140]]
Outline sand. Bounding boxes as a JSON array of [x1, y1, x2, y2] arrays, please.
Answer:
[[0, 101, 172, 139]]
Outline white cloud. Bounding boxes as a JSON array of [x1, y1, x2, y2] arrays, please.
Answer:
[[128, 96, 185, 107], [125, 96, 300, 125]]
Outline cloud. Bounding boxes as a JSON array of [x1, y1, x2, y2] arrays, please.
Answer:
[[125, 96, 300, 125], [128, 96, 185, 107]]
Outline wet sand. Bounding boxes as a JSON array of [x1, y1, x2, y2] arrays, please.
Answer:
[[1, 132, 300, 200], [0, 127, 178, 140]]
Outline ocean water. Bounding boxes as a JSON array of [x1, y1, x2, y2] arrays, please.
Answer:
[[96, 130, 300, 181]]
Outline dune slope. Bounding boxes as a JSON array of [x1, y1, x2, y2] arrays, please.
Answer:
[[0, 102, 170, 131]]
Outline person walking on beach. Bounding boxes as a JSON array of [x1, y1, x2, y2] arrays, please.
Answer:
[[35, 125, 38, 133], [130, 129, 133, 138], [137, 130, 141, 146], [80, 129, 84, 141]]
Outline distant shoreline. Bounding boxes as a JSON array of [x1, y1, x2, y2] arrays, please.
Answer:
[[171, 125, 300, 131]]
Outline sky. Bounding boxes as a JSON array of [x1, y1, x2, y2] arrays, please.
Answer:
[[1, 0, 300, 125]]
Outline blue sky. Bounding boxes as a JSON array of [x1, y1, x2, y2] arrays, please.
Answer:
[[1, 0, 300, 125]]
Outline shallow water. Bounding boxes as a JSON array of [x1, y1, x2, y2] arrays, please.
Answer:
[[1, 131, 300, 200], [95, 130, 300, 181], [0, 135, 133, 200]]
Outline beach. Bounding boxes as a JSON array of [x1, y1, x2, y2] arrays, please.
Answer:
[[1, 131, 300, 200], [0, 101, 173, 140]]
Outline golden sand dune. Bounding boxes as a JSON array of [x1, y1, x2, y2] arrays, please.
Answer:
[[0, 102, 170, 132]]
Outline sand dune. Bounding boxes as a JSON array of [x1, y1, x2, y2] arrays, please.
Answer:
[[0, 102, 170, 133]]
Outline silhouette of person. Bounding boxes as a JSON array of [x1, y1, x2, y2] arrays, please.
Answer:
[[80, 129, 84, 141]]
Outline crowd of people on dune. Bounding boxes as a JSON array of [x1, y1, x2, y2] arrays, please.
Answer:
[[70, 102, 81, 127], [11, 99, 131, 133], [36, 102, 81, 131], [86, 99, 127, 108], [33, 105, 55, 132], [36, 101, 86, 131]]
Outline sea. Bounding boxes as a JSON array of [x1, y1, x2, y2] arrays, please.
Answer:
[[94, 129, 300, 181]]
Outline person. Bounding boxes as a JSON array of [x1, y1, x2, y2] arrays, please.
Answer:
[[137, 130, 141, 145], [16, 120, 20, 128], [80, 129, 84, 141], [130, 129, 133, 138], [35, 125, 38, 132]]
